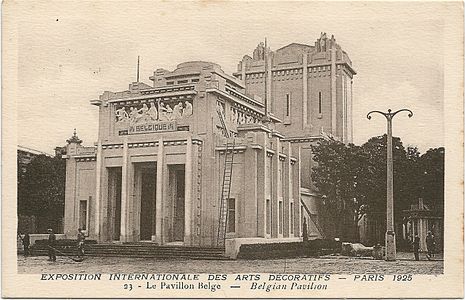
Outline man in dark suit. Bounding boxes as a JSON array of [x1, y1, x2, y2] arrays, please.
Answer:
[[47, 229, 56, 261], [77, 228, 85, 258], [22, 232, 31, 257], [412, 235, 420, 261]]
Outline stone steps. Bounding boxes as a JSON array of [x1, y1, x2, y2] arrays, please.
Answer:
[[30, 243, 228, 260]]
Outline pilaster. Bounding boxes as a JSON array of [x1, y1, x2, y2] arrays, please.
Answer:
[[120, 137, 129, 242], [282, 142, 291, 237], [302, 54, 308, 129], [94, 140, 103, 241], [294, 146, 302, 237], [154, 137, 164, 244], [256, 133, 267, 237], [184, 136, 193, 245], [241, 61, 246, 85], [271, 136, 280, 238], [266, 55, 273, 113], [331, 48, 337, 135], [242, 140, 258, 237], [63, 157, 77, 237], [349, 80, 353, 142]]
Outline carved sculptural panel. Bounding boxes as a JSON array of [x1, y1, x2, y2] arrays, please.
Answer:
[[114, 99, 193, 127]]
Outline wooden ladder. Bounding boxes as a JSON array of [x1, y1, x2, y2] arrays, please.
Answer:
[[216, 104, 235, 247]]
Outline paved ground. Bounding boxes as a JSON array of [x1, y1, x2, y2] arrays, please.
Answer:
[[18, 252, 443, 274]]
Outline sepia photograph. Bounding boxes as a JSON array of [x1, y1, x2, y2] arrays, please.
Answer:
[[2, 1, 463, 298]]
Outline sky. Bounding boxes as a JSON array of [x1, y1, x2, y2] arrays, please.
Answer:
[[12, 1, 447, 154]]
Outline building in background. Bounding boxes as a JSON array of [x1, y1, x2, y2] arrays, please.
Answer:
[[61, 33, 355, 247], [17, 145, 53, 175], [17, 145, 55, 234], [234, 32, 356, 238]]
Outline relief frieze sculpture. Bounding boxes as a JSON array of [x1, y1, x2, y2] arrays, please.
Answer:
[[115, 99, 193, 135], [115, 99, 193, 126], [215, 100, 262, 133]]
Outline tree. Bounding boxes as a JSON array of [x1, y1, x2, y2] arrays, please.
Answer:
[[18, 155, 66, 232], [360, 135, 420, 222], [310, 135, 426, 242], [418, 147, 444, 213], [310, 138, 365, 240]]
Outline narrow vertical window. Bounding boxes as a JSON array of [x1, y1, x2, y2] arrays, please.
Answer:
[[227, 198, 236, 233], [290, 202, 294, 234], [79, 200, 87, 230], [318, 92, 322, 114], [286, 93, 290, 117], [279, 201, 283, 234], [301, 205, 304, 232], [266, 199, 271, 235]]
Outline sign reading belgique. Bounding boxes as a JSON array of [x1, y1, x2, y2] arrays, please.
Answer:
[[128, 121, 177, 134]]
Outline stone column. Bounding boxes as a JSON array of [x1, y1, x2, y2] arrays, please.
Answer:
[[302, 54, 308, 129], [184, 136, 193, 245], [330, 48, 337, 136], [154, 137, 164, 244], [120, 138, 129, 242], [94, 141, 103, 241]]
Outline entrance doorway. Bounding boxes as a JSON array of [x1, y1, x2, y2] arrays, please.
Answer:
[[108, 167, 122, 241], [139, 167, 157, 240], [169, 165, 185, 242]]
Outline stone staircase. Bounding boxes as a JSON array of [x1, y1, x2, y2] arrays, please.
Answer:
[[30, 241, 228, 260]]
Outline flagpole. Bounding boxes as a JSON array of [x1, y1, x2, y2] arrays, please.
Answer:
[[137, 56, 140, 82]]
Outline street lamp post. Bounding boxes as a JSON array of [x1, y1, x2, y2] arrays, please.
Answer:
[[367, 108, 413, 261]]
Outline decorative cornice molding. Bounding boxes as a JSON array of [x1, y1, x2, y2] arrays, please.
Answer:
[[266, 148, 275, 157], [103, 139, 202, 149], [281, 135, 325, 143], [216, 145, 247, 154], [102, 144, 124, 149], [75, 156, 97, 162], [128, 142, 158, 148], [108, 90, 196, 106]]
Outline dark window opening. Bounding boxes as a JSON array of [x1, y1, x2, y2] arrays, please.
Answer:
[[79, 200, 87, 230], [290, 202, 294, 234], [266, 199, 271, 235], [286, 93, 290, 117], [227, 198, 236, 233]]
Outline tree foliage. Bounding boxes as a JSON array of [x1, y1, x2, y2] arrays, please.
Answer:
[[18, 155, 66, 232], [311, 135, 444, 240]]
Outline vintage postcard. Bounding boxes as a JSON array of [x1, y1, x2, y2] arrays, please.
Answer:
[[2, 1, 463, 298]]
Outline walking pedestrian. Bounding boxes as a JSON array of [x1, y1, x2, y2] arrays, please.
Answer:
[[22, 232, 30, 257], [412, 235, 420, 261], [77, 228, 85, 258], [426, 231, 435, 260], [47, 228, 56, 262]]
